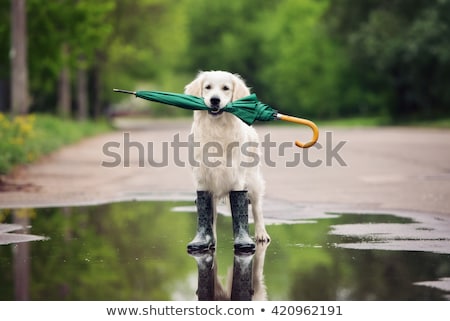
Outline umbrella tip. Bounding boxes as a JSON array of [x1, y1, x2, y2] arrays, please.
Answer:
[[113, 89, 136, 95]]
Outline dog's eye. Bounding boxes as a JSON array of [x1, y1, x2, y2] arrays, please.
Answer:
[[222, 85, 229, 91], [205, 84, 211, 90]]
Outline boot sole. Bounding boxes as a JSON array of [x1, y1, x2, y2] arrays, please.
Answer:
[[187, 242, 215, 254], [234, 243, 256, 254]]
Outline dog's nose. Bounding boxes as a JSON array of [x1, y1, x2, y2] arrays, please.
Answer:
[[210, 96, 220, 108]]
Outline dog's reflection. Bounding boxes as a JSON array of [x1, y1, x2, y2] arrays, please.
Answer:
[[189, 243, 269, 301]]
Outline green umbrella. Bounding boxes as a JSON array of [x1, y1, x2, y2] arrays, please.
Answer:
[[113, 89, 319, 148]]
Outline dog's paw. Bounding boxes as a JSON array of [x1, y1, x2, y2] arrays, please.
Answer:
[[254, 228, 271, 243]]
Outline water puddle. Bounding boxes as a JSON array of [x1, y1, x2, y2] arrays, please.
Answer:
[[0, 201, 449, 300]]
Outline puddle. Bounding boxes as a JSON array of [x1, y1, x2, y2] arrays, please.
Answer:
[[0, 201, 449, 300]]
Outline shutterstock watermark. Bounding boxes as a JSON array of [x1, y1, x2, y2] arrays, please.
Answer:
[[101, 132, 347, 168]]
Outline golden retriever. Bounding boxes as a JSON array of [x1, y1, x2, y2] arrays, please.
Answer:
[[184, 70, 270, 244]]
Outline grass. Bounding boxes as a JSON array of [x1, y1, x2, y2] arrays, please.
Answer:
[[285, 116, 450, 128], [0, 113, 111, 175], [315, 116, 389, 127], [402, 118, 450, 128]]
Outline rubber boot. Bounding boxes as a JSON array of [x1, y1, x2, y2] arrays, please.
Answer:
[[230, 191, 256, 253], [187, 191, 215, 253]]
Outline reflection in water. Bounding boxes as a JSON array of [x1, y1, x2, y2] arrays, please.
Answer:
[[0, 202, 449, 300], [189, 243, 268, 301], [13, 211, 30, 301]]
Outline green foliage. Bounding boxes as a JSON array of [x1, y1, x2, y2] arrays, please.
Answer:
[[316, 116, 390, 127], [1, 0, 187, 113], [102, 0, 190, 100], [0, 113, 110, 174], [184, 0, 273, 84], [24, 0, 115, 110], [182, 0, 384, 119], [325, 0, 450, 120], [2, 0, 449, 122], [257, 0, 348, 118]]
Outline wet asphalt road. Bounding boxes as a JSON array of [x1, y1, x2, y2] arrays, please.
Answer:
[[1, 120, 449, 219], [1, 119, 450, 298]]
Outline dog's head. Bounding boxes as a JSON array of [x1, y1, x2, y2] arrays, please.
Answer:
[[184, 71, 250, 117]]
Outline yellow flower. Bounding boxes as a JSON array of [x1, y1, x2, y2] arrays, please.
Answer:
[[14, 208, 37, 219], [20, 122, 33, 135], [0, 209, 11, 222], [11, 114, 35, 136]]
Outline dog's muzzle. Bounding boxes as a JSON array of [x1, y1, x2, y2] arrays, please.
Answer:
[[208, 107, 224, 116], [208, 96, 224, 116]]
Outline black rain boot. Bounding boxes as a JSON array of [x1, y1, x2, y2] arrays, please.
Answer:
[[230, 191, 256, 253], [187, 191, 215, 253]]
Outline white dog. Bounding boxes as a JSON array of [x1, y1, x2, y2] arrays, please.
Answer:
[[184, 71, 270, 250]]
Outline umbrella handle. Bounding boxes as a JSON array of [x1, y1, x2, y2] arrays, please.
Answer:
[[276, 113, 319, 148]]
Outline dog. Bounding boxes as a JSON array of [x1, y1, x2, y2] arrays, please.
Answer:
[[184, 70, 270, 245]]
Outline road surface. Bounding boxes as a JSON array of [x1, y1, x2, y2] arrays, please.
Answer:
[[1, 120, 449, 220]]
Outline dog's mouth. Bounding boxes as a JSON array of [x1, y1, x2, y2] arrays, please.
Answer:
[[208, 108, 224, 116]]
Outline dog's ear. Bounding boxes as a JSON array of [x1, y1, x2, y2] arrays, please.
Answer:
[[184, 72, 204, 96], [232, 73, 251, 100]]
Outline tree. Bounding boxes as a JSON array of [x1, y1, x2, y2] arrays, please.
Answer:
[[11, 0, 116, 117], [326, 0, 450, 120], [22, 0, 187, 118], [10, 0, 30, 115], [184, 0, 274, 90], [57, 44, 71, 118], [257, 0, 348, 118], [183, 0, 352, 118]]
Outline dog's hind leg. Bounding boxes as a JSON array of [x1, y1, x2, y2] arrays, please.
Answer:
[[187, 191, 215, 252], [230, 190, 256, 253]]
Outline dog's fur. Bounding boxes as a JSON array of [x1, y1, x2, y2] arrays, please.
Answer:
[[184, 70, 270, 242]]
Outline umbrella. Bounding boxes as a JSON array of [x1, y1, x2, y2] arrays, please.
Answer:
[[113, 89, 319, 148]]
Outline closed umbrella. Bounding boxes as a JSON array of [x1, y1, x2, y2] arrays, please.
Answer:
[[114, 89, 319, 148]]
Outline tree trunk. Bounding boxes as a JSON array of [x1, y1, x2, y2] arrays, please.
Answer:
[[76, 56, 88, 120], [10, 0, 30, 115], [92, 63, 102, 119], [57, 44, 71, 118]]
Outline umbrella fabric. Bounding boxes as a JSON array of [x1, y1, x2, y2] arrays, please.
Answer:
[[135, 90, 208, 111], [114, 88, 319, 148], [133, 90, 277, 126], [223, 94, 277, 125]]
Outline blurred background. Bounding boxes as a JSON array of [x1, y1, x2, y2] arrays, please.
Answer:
[[2, 0, 449, 121], [2, 1, 450, 301], [2, 0, 450, 175]]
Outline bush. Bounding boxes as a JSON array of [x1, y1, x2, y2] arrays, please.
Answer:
[[0, 113, 110, 175]]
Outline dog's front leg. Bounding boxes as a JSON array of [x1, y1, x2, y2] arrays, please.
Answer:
[[250, 195, 270, 243]]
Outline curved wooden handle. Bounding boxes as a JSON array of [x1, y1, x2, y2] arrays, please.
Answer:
[[277, 114, 319, 148]]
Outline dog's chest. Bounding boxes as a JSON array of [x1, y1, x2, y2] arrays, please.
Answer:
[[194, 133, 242, 167], [192, 126, 246, 193]]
